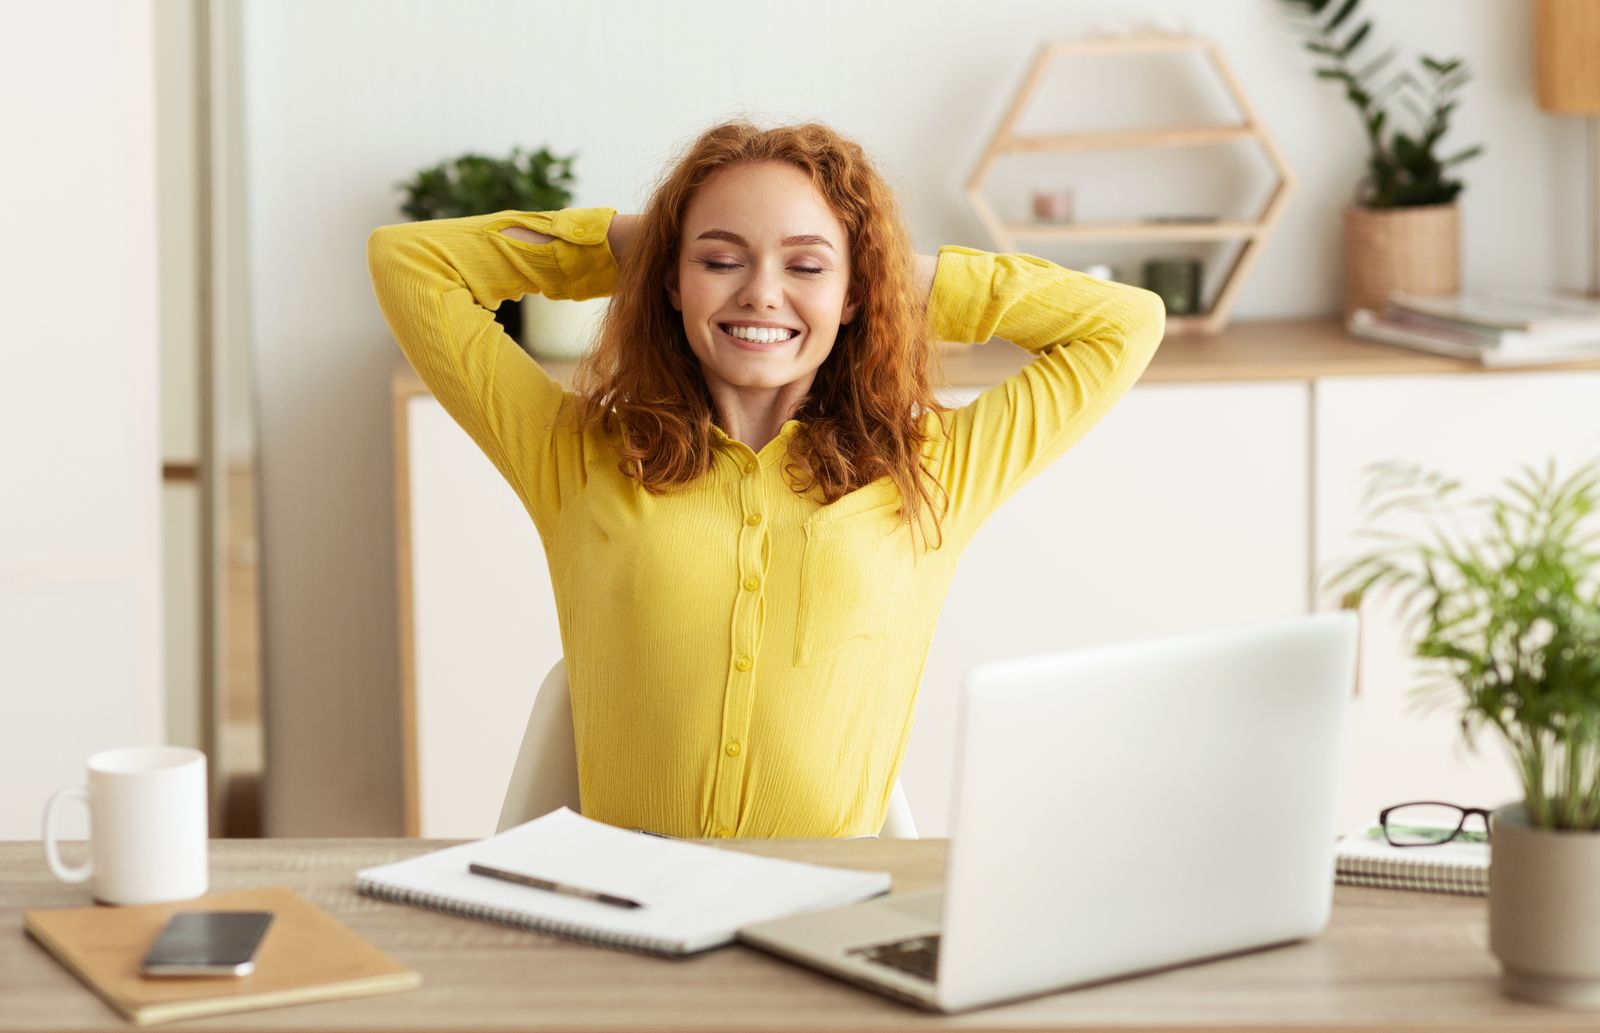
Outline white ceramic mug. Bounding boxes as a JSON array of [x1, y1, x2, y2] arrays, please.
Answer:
[[42, 746, 209, 905]]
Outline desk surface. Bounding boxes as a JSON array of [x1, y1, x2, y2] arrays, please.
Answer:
[[390, 317, 1600, 399], [1, 838, 1586, 1032]]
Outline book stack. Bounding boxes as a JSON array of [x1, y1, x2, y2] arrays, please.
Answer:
[[1335, 830, 1488, 896], [1348, 289, 1600, 367]]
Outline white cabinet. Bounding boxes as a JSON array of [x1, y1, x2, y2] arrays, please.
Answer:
[[404, 396, 562, 838], [1314, 373, 1600, 834], [905, 382, 1311, 836]]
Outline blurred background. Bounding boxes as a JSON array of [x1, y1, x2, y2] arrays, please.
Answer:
[[5, 0, 1597, 843]]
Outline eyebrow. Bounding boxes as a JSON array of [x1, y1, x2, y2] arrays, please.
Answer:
[[694, 229, 835, 252]]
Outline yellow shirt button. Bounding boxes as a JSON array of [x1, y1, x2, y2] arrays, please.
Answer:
[[746, 461, 759, 474], [746, 513, 762, 526], [743, 576, 760, 591], [734, 656, 752, 672], [716, 828, 732, 838], [725, 741, 741, 757]]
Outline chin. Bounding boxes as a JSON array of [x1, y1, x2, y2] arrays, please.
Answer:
[[713, 363, 811, 390]]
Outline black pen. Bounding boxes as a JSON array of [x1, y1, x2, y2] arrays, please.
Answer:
[[467, 862, 643, 909]]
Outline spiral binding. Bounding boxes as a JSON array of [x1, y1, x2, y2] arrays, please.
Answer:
[[355, 876, 692, 958]]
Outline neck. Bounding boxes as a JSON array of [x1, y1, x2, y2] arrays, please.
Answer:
[[706, 374, 813, 451]]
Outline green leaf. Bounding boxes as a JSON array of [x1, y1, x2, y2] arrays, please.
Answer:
[[1356, 46, 1398, 83], [1442, 144, 1484, 167], [1328, 0, 1361, 30], [1341, 21, 1372, 57]]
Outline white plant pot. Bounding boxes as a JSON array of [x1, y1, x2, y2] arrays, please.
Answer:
[[1489, 803, 1600, 1007], [521, 294, 609, 361]]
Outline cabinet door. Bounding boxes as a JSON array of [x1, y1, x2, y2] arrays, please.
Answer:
[[1315, 373, 1600, 834], [406, 396, 562, 838], [906, 382, 1311, 836]]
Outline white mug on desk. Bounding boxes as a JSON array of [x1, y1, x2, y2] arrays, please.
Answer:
[[41, 746, 209, 905]]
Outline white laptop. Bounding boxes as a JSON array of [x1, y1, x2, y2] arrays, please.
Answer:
[[740, 612, 1359, 1013]]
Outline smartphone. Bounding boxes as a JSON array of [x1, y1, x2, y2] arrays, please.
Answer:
[[139, 911, 275, 977]]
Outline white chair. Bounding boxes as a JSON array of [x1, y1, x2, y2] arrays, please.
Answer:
[[497, 659, 918, 838]]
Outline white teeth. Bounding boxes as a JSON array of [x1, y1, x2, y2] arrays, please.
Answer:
[[722, 324, 797, 343]]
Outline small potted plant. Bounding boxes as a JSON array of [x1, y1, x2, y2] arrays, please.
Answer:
[[395, 145, 607, 359], [1280, 0, 1484, 318], [1328, 457, 1600, 1007]]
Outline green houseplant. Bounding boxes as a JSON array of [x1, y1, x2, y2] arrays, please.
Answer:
[[396, 146, 603, 357], [1279, 0, 1485, 317], [397, 146, 576, 221], [1329, 457, 1600, 1006]]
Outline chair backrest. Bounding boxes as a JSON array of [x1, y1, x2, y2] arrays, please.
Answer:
[[497, 659, 918, 838], [497, 660, 581, 832]]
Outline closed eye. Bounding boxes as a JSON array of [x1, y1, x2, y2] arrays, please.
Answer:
[[699, 260, 825, 275]]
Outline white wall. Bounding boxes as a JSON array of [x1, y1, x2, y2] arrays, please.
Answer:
[[241, 0, 1591, 834], [0, 1, 163, 840]]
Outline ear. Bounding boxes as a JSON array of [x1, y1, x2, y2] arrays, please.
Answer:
[[840, 283, 861, 326], [665, 263, 681, 311]]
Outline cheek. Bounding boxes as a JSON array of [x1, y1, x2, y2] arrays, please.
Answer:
[[682, 279, 729, 318], [803, 301, 846, 330]]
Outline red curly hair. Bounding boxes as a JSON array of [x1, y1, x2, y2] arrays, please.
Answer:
[[573, 119, 948, 546]]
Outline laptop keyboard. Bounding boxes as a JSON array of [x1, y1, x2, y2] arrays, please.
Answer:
[[849, 933, 941, 982]]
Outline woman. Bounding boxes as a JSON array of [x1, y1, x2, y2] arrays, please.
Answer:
[[367, 120, 1164, 839]]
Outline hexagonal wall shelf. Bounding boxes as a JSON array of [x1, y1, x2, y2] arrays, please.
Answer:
[[966, 35, 1294, 335]]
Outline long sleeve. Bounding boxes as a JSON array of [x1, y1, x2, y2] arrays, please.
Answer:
[[365, 207, 618, 537], [923, 245, 1166, 549]]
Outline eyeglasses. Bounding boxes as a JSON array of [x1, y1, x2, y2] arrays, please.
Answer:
[[1372, 801, 1492, 847]]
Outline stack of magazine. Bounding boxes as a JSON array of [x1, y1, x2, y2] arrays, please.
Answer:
[[1335, 827, 1488, 896], [1348, 289, 1600, 367]]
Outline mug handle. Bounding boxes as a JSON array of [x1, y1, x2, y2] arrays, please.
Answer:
[[42, 787, 92, 883]]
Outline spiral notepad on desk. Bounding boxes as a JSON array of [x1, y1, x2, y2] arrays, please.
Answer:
[[355, 808, 892, 956], [1334, 834, 1488, 896]]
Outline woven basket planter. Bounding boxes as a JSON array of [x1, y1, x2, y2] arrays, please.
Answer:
[[1342, 202, 1460, 318]]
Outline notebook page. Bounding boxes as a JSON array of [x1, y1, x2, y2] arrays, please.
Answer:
[[356, 808, 891, 952]]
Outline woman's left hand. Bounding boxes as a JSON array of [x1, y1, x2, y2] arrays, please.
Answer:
[[915, 252, 938, 306]]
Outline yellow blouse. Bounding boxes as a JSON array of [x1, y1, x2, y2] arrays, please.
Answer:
[[367, 207, 1164, 838]]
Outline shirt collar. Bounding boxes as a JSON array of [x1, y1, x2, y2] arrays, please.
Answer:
[[711, 419, 804, 466]]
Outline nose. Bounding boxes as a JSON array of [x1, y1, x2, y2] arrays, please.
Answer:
[[736, 259, 783, 312]]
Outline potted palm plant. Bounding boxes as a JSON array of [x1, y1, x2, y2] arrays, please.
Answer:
[[396, 145, 607, 359], [1280, 0, 1484, 318], [1329, 457, 1600, 1007]]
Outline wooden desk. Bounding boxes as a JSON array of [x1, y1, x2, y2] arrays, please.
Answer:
[[3, 838, 1592, 1032]]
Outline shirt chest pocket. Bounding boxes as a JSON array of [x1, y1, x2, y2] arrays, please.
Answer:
[[793, 498, 912, 668]]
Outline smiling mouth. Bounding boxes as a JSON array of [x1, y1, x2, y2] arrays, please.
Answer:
[[717, 324, 801, 348]]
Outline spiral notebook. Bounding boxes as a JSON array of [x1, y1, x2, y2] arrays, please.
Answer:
[[355, 808, 892, 956], [1334, 832, 1489, 896]]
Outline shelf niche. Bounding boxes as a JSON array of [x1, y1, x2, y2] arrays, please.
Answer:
[[965, 35, 1296, 335]]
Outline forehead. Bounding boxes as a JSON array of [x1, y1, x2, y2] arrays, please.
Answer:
[[682, 161, 846, 247]]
